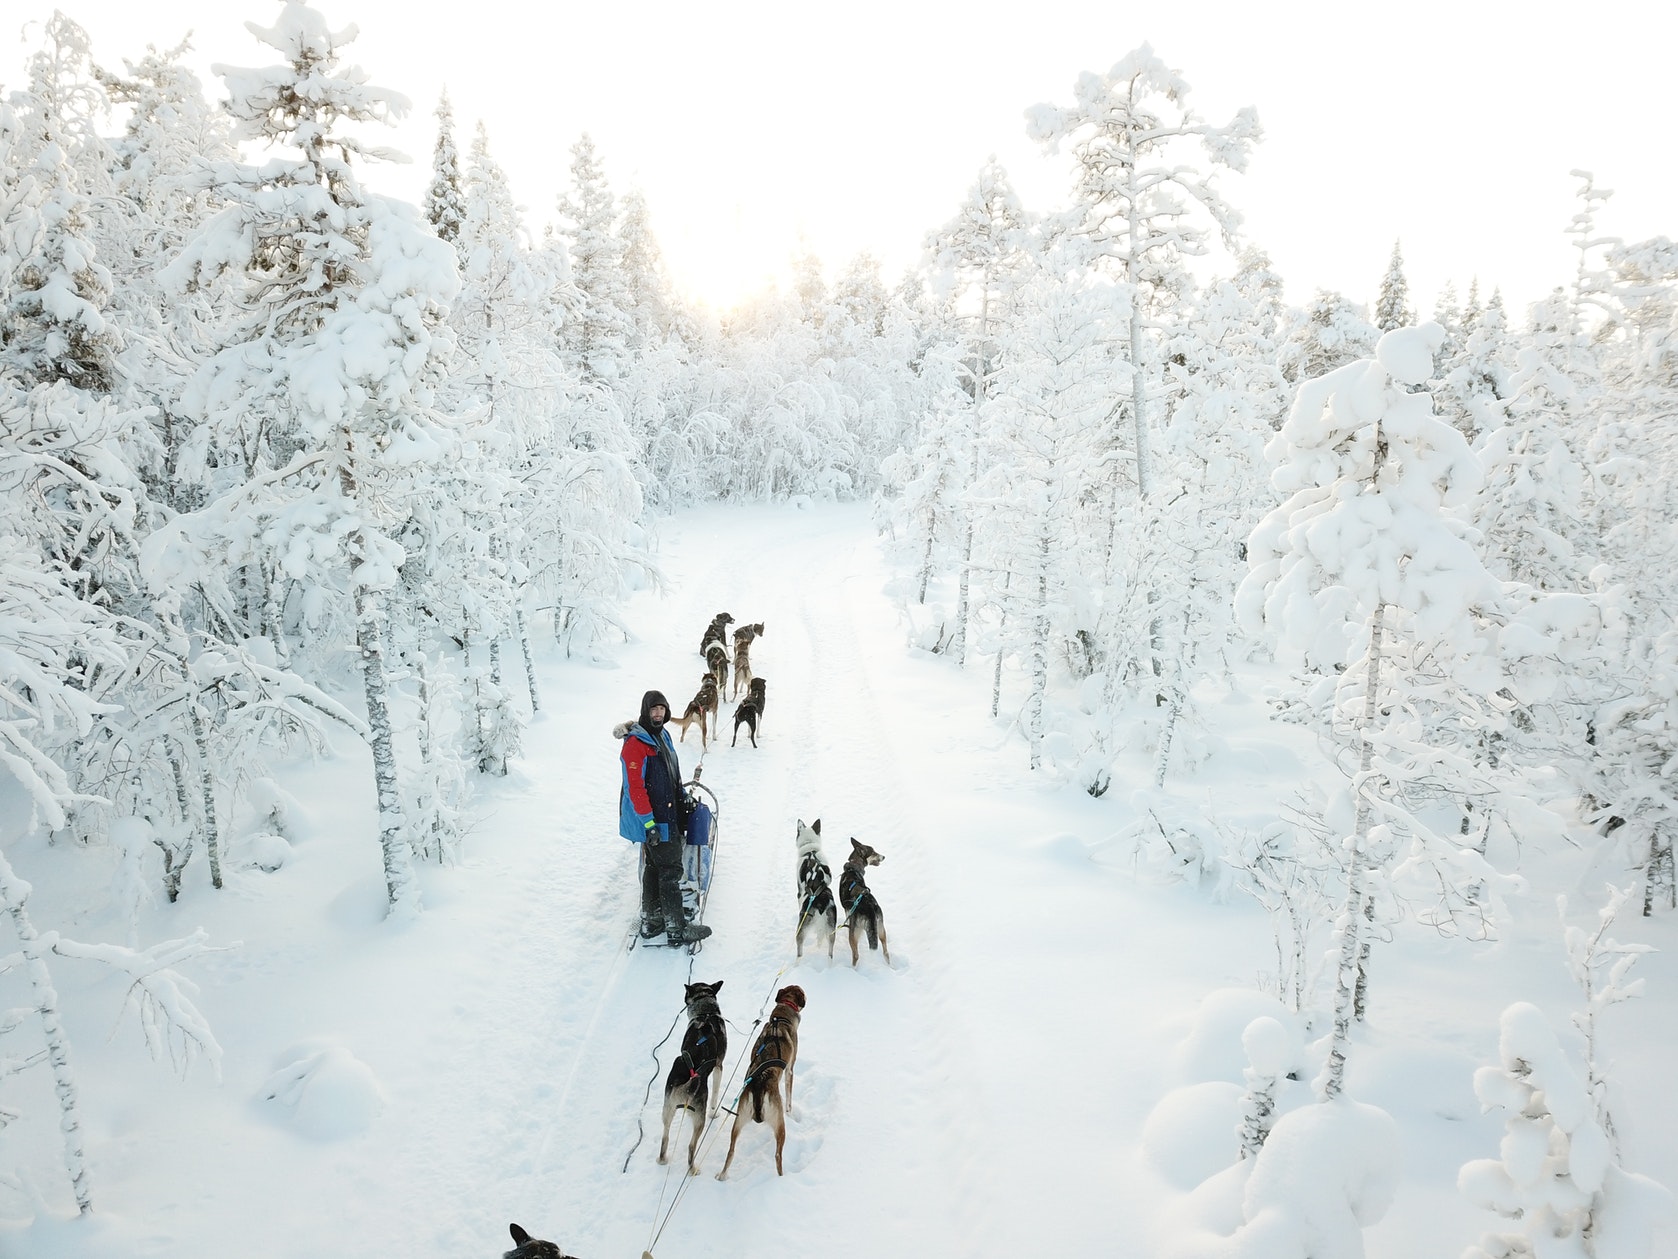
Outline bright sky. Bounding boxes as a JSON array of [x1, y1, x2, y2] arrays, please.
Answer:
[[12, 1, 1676, 315]]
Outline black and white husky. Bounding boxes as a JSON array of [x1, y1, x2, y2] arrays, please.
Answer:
[[658, 980, 728, 1174], [839, 838, 889, 968], [794, 818, 838, 960]]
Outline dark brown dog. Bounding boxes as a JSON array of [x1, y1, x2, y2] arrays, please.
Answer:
[[731, 680, 763, 748], [658, 980, 727, 1175], [504, 1223, 576, 1258], [700, 612, 734, 659], [716, 984, 806, 1179], [839, 839, 889, 967]]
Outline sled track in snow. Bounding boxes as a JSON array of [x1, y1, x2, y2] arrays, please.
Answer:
[[502, 512, 991, 1255]]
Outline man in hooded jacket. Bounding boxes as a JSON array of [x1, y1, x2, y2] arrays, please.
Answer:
[[618, 689, 712, 945]]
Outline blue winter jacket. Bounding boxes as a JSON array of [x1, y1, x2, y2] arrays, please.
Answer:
[[618, 721, 681, 843]]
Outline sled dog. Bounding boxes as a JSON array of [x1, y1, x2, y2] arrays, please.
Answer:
[[840, 839, 890, 967], [730, 622, 764, 699], [504, 1223, 575, 1258], [676, 673, 719, 748], [731, 681, 764, 748], [658, 979, 728, 1174], [705, 638, 730, 693], [717, 984, 806, 1179], [793, 818, 837, 959], [700, 612, 734, 659]]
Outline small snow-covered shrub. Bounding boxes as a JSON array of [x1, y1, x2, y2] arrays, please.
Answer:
[[261, 1041, 385, 1141]]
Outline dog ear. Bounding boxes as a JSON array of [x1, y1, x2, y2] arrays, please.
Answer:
[[813, 818, 821, 834], [713, 979, 723, 992], [511, 1224, 532, 1244]]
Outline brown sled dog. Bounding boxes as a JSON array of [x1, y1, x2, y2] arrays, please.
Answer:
[[839, 839, 890, 967], [730, 622, 764, 700], [716, 984, 806, 1179], [675, 673, 719, 749]]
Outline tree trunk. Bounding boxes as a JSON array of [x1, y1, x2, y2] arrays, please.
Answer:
[[916, 516, 936, 605], [163, 747, 196, 903], [1027, 529, 1050, 771], [1321, 602, 1388, 1101], [0, 850, 93, 1213], [953, 283, 991, 666], [348, 530, 419, 915], [990, 568, 1012, 719], [188, 706, 223, 890], [954, 516, 975, 665], [515, 604, 540, 714]]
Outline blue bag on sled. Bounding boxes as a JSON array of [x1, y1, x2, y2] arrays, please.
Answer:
[[683, 800, 713, 891]]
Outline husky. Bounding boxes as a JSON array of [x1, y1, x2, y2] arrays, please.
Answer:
[[839, 839, 890, 967], [731, 685, 762, 748], [705, 638, 730, 693], [700, 612, 734, 659], [730, 622, 764, 699], [716, 984, 807, 1180], [504, 1223, 576, 1258], [675, 673, 719, 749], [793, 818, 837, 959], [658, 980, 728, 1174]]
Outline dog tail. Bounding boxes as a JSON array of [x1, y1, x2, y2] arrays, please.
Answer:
[[864, 909, 879, 951], [750, 1077, 765, 1123]]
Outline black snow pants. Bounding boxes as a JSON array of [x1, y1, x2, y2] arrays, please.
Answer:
[[641, 831, 686, 927]]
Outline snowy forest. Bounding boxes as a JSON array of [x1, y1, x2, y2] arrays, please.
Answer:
[[2, 4, 1675, 1257]]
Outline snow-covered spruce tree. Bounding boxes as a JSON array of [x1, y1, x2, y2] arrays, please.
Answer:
[[1580, 630, 1678, 916], [1, 13, 120, 396], [1278, 289, 1379, 386], [1025, 42, 1258, 511], [618, 186, 677, 350], [1374, 240, 1412, 333], [1602, 236, 1678, 385], [161, 0, 462, 914], [1474, 338, 1598, 593], [1131, 273, 1276, 787], [440, 120, 551, 720], [974, 274, 1121, 771], [424, 89, 465, 247], [920, 158, 1033, 662], [1236, 324, 1518, 1098], [1437, 284, 1513, 443], [1460, 887, 1669, 1258], [93, 37, 238, 515], [556, 133, 634, 387], [1567, 170, 1618, 342]]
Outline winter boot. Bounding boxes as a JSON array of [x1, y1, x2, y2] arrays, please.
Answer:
[[640, 913, 666, 940], [665, 918, 712, 946]]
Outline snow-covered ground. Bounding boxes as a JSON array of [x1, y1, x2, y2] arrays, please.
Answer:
[[3, 503, 1673, 1258]]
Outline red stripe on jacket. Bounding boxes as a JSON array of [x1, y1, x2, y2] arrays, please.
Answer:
[[622, 736, 655, 817]]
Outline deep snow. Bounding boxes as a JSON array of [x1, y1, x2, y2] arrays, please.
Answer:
[[1, 503, 1672, 1258]]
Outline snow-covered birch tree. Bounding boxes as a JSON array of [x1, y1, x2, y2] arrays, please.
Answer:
[[159, 0, 462, 915], [1237, 324, 1517, 1097]]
